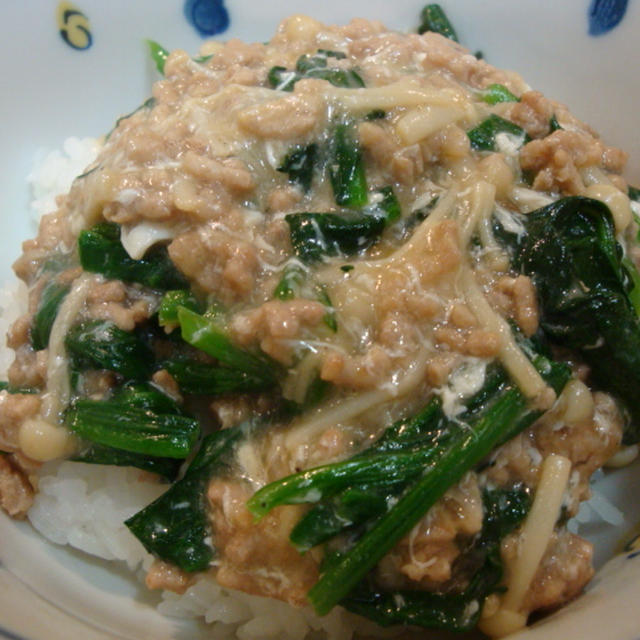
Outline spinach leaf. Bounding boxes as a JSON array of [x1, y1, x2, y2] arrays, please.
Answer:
[[78, 222, 188, 291], [277, 143, 318, 192], [418, 4, 459, 42], [481, 84, 519, 105], [125, 425, 247, 571], [497, 196, 640, 443], [285, 211, 386, 263], [31, 281, 70, 351], [468, 115, 530, 151], [65, 320, 153, 380], [72, 443, 182, 481], [65, 398, 199, 459], [267, 49, 364, 92], [329, 123, 368, 208], [342, 488, 530, 632]]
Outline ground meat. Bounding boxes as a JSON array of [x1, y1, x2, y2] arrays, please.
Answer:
[[7, 347, 47, 391], [168, 226, 259, 303], [378, 472, 483, 589], [320, 344, 392, 390], [151, 369, 182, 403], [208, 479, 319, 607], [0, 454, 34, 518], [0, 392, 42, 453], [391, 144, 425, 184], [434, 326, 501, 358], [534, 392, 622, 507], [494, 275, 539, 337], [520, 129, 627, 194], [503, 91, 555, 139], [237, 91, 324, 140], [231, 299, 326, 365], [485, 391, 622, 515], [145, 560, 195, 594], [419, 32, 525, 92], [183, 153, 254, 194], [358, 121, 398, 167], [86, 280, 155, 331], [13, 210, 74, 283], [501, 530, 594, 615], [6, 313, 31, 351], [421, 124, 471, 166], [266, 186, 301, 213]]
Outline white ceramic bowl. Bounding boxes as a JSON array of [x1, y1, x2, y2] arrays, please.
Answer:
[[1, 1, 639, 638]]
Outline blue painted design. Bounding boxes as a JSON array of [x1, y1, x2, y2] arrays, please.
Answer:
[[628, 550, 640, 560], [624, 532, 640, 552], [57, 2, 92, 50], [184, 0, 230, 37], [588, 0, 629, 35], [0, 623, 30, 640]]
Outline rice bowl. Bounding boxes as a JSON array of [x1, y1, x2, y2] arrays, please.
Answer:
[[1, 3, 640, 640]]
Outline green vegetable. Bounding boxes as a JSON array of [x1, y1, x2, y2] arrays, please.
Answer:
[[248, 398, 448, 518], [78, 222, 188, 290], [290, 486, 388, 552], [400, 196, 439, 237], [316, 285, 338, 333], [481, 84, 519, 105], [622, 256, 640, 316], [496, 196, 640, 444], [273, 263, 337, 332], [72, 443, 182, 481], [109, 97, 157, 140], [267, 66, 298, 91], [284, 186, 399, 263], [65, 398, 199, 458], [0, 382, 38, 395], [146, 39, 169, 74], [467, 114, 530, 151], [146, 40, 213, 74], [549, 114, 563, 132], [277, 144, 318, 192], [112, 382, 183, 414], [366, 186, 401, 224], [177, 307, 278, 385], [158, 290, 201, 328], [628, 185, 640, 202], [126, 425, 246, 571], [329, 123, 368, 208], [65, 320, 153, 380], [285, 211, 386, 263], [342, 488, 531, 632], [193, 54, 213, 64], [31, 281, 70, 351], [364, 109, 386, 121], [164, 357, 276, 395], [267, 50, 364, 92], [274, 263, 306, 301], [249, 350, 568, 616], [418, 4, 459, 42]]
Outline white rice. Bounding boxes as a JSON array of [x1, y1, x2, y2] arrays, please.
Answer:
[[27, 136, 101, 221], [28, 461, 400, 640]]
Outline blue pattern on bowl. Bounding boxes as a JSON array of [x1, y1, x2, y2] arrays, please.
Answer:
[[57, 2, 92, 50], [0, 624, 29, 640], [588, 0, 629, 35], [184, 0, 230, 37]]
